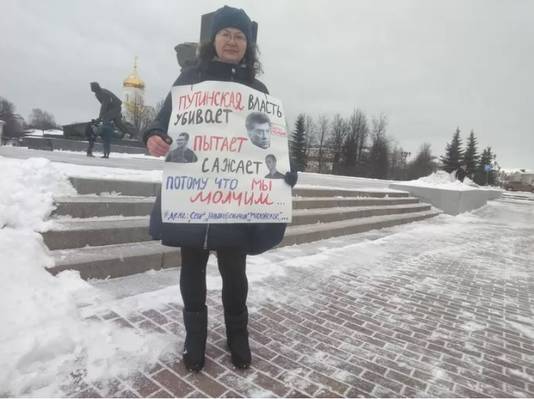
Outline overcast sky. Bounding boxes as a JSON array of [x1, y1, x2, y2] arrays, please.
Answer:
[[1, 0, 533, 169]]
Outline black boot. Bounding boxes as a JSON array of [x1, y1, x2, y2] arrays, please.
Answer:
[[225, 307, 251, 369], [182, 306, 207, 372]]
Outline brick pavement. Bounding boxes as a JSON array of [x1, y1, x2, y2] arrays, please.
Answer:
[[64, 202, 534, 398]]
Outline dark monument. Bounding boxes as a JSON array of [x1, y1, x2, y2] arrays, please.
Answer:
[[90, 82, 136, 139]]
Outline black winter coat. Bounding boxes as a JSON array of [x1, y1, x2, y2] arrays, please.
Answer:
[[143, 61, 287, 254]]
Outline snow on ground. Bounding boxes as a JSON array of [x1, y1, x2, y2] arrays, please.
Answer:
[[24, 129, 64, 137], [295, 183, 406, 193], [0, 157, 75, 230], [53, 148, 161, 160], [0, 157, 173, 396], [297, 171, 393, 190], [53, 161, 163, 183], [1, 154, 532, 396], [502, 190, 534, 201]]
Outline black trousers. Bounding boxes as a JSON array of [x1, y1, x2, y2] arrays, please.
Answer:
[[180, 247, 248, 315], [86, 138, 95, 155]]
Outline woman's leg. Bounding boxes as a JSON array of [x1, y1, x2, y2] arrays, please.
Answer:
[[216, 248, 248, 314], [180, 247, 209, 311], [180, 247, 210, 372], [216, 248, 251, 368]]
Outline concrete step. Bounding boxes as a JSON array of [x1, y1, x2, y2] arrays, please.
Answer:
[[292, 203, 431, 225], [48, 209, 440, 280], [54, 195, 155, 218], [44, 202, 431, 250], [69, 177, 160, 197], [69, 177, 410, 198], [282, 209, 441, 246], [48, 241, 179, 280], [294, 187, 408, 198], [293, 196, 420, 210], [53, 195, 422, 218], [43, 216, 150, 250]]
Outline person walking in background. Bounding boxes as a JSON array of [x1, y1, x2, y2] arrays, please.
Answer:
[[456, 164, 467, 182], [99, 120, 113, 159], [84, 120, 98, 157], [143, 5, 297, 372]]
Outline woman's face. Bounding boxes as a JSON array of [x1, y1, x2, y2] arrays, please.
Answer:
[[214, 27, 247, 64]]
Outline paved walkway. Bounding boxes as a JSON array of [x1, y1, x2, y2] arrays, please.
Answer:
[[62, 198, 534, 398]]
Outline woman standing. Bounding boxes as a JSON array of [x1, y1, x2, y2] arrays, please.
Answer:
[[144, 6, 297, 372]]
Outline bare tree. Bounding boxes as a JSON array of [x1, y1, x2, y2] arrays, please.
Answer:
[[389, 144, 407, 180], [342, 109, 368, 176], [304, 114, 316, 163], [28, 108, 57, 130], [124, 93, 154, 139], [407, 143, 437, 179], [365, 114, 390, 178], [372, 113, 388, 137], [316, 115, 329, 173], [328, 114, 347, 174], [154, 99, 165, 115]]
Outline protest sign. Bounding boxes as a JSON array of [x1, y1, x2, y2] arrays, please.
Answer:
[[161, 81, 292, 224]]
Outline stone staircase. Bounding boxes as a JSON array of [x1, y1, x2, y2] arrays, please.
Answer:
[[44, 177, 440, 280]]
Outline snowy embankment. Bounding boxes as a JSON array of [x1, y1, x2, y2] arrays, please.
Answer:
[[24, 128, 65, 137], [405, 170, 498, 191], [0, 156, 173, 396], [52, 161, 164, 183]]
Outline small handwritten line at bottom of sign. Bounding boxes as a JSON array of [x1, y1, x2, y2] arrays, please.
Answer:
[[163, 210, 288, 223]]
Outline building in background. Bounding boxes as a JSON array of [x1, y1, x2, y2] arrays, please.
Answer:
[[121, 58, 155, 138]]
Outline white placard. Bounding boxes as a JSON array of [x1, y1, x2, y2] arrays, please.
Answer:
[[161, 81, 292, 224]]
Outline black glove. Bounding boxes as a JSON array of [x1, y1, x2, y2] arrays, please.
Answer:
[[162, 135, 173, 145], [284, 171, 298, 187]]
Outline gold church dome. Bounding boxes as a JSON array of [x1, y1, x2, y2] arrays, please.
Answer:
[[123, 57, 145, 89]]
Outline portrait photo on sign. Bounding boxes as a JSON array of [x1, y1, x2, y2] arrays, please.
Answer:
[[165, 132, 198, 163], [245, 111, 271, 149], [264, 154, 284, 179]]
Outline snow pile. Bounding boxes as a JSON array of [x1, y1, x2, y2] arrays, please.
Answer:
[[408, 170, 479, 190], [299, 171, 393, 190], [55, 149, 161, 160], [0, 157, 76, 230], [0, 157, 173, 396]]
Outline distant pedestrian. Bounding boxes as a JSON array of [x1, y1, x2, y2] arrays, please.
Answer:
[[85, 120, 98, 157], [99, 121, 114, 159], [456, 164, 467, 182]]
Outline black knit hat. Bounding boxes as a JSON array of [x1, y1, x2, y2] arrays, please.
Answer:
[[210, 5, 252, 42]]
